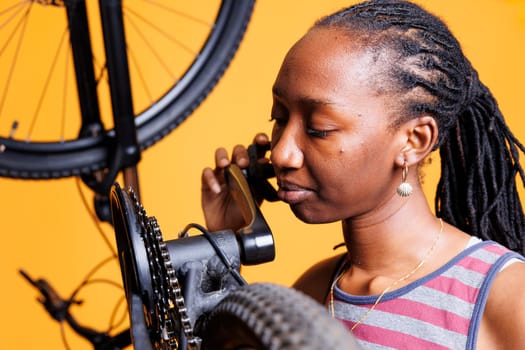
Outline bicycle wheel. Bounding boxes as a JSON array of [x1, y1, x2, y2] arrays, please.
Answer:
[[0, 0, 254, 179], [198, 283, 362, 350]]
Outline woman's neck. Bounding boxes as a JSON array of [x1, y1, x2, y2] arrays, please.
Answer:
[[341, 191, 440, 276]]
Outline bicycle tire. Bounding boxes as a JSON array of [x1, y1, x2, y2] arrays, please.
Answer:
[[198, 283, 362, 350], [0, 0, 255, 179]]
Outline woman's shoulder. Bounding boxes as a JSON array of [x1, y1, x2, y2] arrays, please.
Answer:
[[292, 253, 346, 304], [478, 255, 525, 348]]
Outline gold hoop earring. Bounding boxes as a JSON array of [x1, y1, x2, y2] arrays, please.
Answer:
[[396, 162, 413, 197]]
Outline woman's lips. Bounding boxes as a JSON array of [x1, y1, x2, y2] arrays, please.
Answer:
[[277, 181, 312, 204]]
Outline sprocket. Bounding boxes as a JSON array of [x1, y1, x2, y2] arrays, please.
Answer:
[[129, 189, 198, 349]]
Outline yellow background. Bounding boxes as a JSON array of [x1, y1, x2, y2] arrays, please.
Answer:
[[0, 1, 524, 349]]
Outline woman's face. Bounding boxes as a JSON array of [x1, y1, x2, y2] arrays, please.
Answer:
[[270, 28, 406, 223]]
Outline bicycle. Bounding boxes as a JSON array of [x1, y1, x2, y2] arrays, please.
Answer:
[[3, 1, 361, 348], [1, 0, 251, 346]]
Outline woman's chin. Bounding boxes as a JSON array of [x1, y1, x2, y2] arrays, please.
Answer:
[[290, 204, 339, 224]]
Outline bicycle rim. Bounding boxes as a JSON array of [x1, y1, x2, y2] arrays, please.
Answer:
[[0, 0, 255, 179]]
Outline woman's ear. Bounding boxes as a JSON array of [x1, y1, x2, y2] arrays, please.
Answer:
[[395, 115, 438, 167]]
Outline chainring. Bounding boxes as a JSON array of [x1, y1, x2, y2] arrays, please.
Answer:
[[110, 183, 198, 349]]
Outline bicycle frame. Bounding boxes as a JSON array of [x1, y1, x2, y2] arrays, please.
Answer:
[[68, 0, 141, 202]]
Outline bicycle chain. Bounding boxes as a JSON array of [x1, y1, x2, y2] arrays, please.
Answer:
[[129, 188, 199, 350]]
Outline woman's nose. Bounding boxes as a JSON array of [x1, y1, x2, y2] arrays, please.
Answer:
[[270, 126, 303, 170]]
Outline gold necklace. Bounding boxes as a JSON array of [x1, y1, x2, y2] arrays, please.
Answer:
[[329, 218, 443, 331]]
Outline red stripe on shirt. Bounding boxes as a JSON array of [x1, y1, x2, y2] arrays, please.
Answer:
[[341, 321, 453, 350], [424, 275, 480, 303]]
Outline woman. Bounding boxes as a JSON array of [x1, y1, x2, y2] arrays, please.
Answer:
[[201, 0, 525, 348]]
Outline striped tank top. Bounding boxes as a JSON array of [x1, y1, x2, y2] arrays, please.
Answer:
[[332, 240, 525, 349]]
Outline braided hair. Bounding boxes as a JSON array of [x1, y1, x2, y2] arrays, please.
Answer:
[[315, 0, 525, 253]]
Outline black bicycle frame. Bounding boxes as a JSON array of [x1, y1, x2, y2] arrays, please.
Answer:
[[67, 0, 141, 200]]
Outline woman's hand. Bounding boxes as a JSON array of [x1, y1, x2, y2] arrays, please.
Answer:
[[201, 133, 270, 232]]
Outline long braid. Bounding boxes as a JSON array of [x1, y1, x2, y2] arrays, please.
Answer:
[[439, 80, 525, 250], [315, 0, 525, 253]]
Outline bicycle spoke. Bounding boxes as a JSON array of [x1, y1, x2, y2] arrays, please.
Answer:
[[126, 15, 176, 81], [60, 43, 70, 142], [0, 1, 28, 29], [143, 0, 213, 27], [127, 47, 155, 106], [124, 6, 196, 57], [0, 2, 31, 119], [27, 26, 68, 141]]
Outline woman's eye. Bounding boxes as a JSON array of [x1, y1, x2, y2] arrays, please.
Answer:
[[306, 127, 329, 138]]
